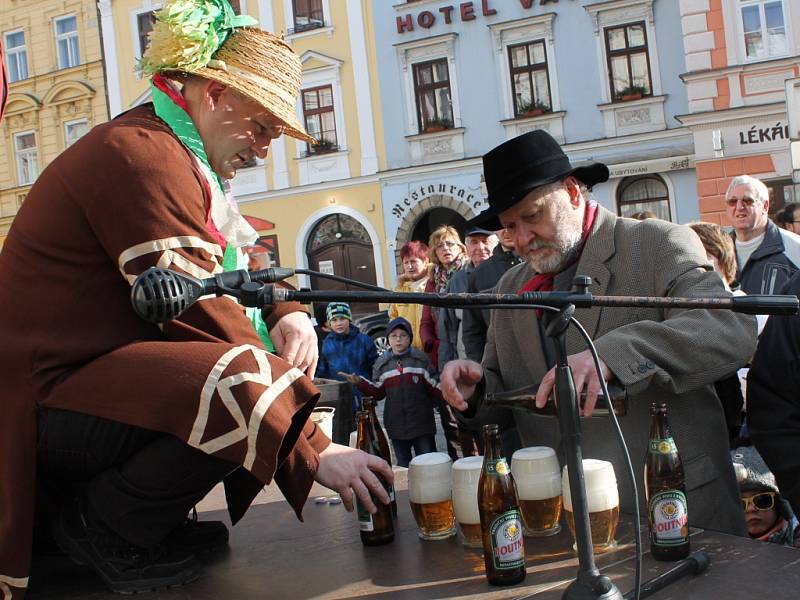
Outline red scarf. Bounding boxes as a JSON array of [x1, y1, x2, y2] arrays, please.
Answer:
[[518, 201, 598, 294]]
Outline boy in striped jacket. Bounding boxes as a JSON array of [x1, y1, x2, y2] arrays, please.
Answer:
[[342, 317, 442, 467]]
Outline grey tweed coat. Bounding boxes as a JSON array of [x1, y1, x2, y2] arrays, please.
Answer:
[[466, 205, 756, 536]]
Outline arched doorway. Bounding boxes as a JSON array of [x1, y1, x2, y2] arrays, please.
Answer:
[[410, 207, 467, 245], [306, 213, 378, 321], [616, 175, 671, 221]]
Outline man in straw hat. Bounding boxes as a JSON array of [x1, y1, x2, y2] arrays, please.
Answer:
[[0, 1, 391, 596], [440, 130, 757, 536]]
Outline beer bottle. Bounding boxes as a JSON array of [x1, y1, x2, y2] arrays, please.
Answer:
[[484, 383, 627, 417], [363, 397, 397, 517], [355, 411, 394, 546], [478, 424, 526, 586], [644, 401, 690, 561]]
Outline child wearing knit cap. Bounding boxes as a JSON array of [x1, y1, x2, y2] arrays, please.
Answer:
[[731, 446, 800, 547]]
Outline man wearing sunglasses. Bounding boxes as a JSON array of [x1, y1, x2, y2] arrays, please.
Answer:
[[732, 446, 800, 547], [725, 174, 800, 294]]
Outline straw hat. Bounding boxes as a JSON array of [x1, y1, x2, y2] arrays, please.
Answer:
[[141, 0, 313, 142]]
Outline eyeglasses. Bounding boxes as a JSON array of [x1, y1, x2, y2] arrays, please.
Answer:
[[725, 197, 757, 207], [436, 241, 458, 250], [741, 491, 776, 512]]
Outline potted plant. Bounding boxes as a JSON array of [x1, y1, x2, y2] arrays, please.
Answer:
[[518, 99, 551, 118], [310, 138, 338, 154], [615, 84, 648, 102], [422, 117, 453, 133]]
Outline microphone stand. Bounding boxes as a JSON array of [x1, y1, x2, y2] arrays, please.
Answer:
[[545, 285, 622, 600]]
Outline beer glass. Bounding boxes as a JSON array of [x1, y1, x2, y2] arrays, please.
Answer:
[[452, 456, 483, 548], [562, 459, 619, 554], [408, 452, 457, 540], [511, 447, 562, 537]]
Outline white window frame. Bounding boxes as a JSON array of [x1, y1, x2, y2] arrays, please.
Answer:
[[64, 119, 89, 147], [4, 29, 28, 83], [735, 0, 792, 62], [585, 0, 662, 103], [295, 52, 347, 158], [395, 33, 462, 136], [488, 14, 561, 120], [283, 0, 333, 41], [14, 131, 39, 186], [54, 14, 80, 69]]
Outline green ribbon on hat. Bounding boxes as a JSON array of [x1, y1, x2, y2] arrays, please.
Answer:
[[141, 0, 258, 76]]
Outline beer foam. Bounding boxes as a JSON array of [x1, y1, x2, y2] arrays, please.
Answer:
[[409, 452, 452, 466], [452, 456, 484, 471], [562, 460, 618, 512], [515, 477, 562, 501], [512, 446, 555, 461], [452, 486, 481, 524], [409, 453, 453, 504]]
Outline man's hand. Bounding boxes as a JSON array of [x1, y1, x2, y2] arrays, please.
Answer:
[[337, 372, 360, 385], [535, 349, 612, 417], [315, 443, 394, 513], [440, 359, 484, 412], [270, 311, 318, 378]]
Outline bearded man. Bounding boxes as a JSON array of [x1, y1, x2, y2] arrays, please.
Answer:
[[440, 130, 757, 535]]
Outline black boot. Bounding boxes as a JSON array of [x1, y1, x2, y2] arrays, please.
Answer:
[[53, 497, 201, 594], [167, 508, 229, 554]]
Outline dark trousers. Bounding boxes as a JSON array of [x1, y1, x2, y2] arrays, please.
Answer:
[[36, 407, 236, 548], [390, 434, 437, 468]]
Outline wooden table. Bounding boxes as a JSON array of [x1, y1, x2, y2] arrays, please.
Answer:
[[28, 471, 800, 599]]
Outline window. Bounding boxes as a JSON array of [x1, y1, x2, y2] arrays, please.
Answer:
[[136, 11, 156, 56], [413, 59, 453, 133], [15, 132, 39, 186], [292, 0, 323, 33], [302, 85, 337, 153], [617, 175, 670, 220], [65, 119, 89, 147], [740, 0, 787, 59], [4, 31, 28, 82], [508, 40, 551, 116], [55, 15, 80, 69], [605, 22, 652, 101]]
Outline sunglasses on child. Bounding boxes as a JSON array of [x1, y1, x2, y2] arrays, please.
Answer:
[[741, 491, 776, 512]]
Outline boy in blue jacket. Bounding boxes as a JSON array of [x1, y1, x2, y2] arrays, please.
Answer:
[[317, 302, 377, 413]]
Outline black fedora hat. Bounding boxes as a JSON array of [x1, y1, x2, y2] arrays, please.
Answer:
[[470, 130, 609, 230]]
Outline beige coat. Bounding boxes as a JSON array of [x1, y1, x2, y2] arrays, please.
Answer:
[[468, 206, 755, 535]]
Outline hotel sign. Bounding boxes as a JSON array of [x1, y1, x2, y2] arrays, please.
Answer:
[[608, 156, 695, 179], [395, 0, 574, 34]]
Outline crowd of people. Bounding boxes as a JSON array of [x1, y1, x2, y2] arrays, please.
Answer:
[[2, 0, 800, 596]]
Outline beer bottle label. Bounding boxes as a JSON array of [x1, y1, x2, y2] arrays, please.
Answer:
[[485, 458, 510, 476], [357, 502, 374, 532], [648, 437, 677, 455], [649, 490, 688, 546], [489, 509, 525, 570]]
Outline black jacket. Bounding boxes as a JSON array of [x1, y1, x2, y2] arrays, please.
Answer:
[[748, 271, 800, 517], [462, 246, 522, 362], [732, 220, 800, 294]]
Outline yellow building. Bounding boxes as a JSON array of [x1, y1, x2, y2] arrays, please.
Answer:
[[0, 0, 109, 244], [101, 0, 388, 319]]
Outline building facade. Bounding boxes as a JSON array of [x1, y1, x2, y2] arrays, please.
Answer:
[[373, 0, 698, 280], [0, 0, 109, 244], [678, 0, 800, 224]]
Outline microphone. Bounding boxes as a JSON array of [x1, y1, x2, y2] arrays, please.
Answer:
[[131, 266, 295, 323]]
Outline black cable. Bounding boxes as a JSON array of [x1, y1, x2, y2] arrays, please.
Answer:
[[294, 268, 390, 292]]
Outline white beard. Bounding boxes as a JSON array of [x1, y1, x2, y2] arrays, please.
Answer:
[[525, 200, 584, 274]]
